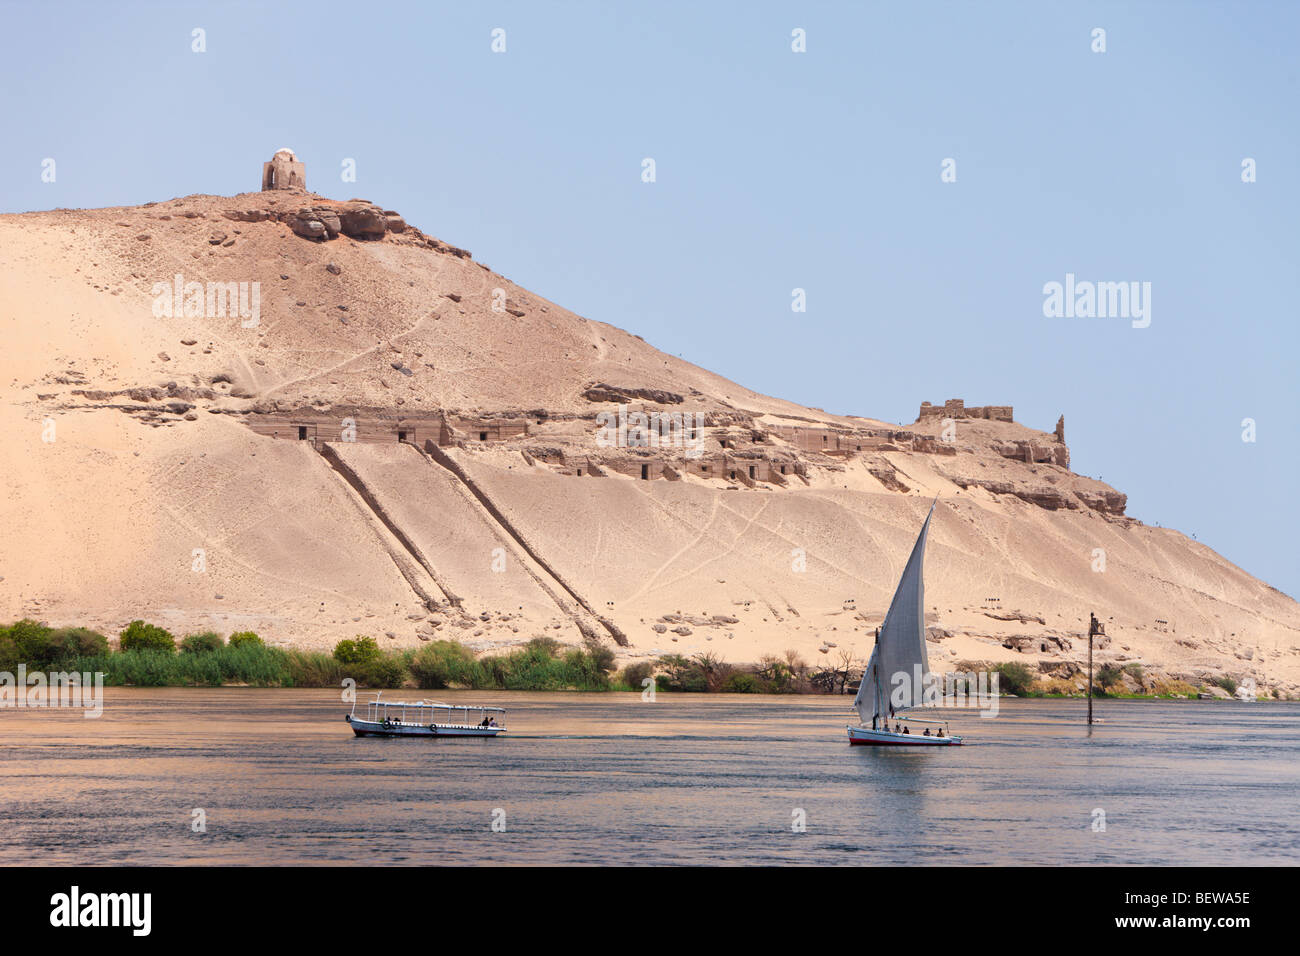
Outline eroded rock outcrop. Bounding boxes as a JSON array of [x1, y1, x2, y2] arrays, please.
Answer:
[[994, 439, 1069, 468], [224, 199, 417, 244], [338, 203, 389, 240], [583, 384, 685, 405], [1074, 488, 1128, 515], [286, 205, 341, 240]]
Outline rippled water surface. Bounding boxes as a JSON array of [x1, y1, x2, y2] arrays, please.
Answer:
[[1, 690, 1295, 865]]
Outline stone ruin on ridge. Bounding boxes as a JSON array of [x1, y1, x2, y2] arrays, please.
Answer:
[[262, 148, 306, 191]]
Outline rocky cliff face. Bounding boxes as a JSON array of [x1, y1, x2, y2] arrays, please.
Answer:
[[1, 189, 1296, 696]]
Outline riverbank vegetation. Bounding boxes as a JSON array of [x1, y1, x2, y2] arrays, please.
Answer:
[[974, 660, 1260, 700], [0, 619, 621, 690], [0, 619, 1284, 698]]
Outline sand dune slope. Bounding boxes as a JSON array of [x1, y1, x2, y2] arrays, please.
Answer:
[[1, 190, 1297, 694]]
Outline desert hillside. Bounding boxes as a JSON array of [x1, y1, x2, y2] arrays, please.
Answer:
[[3, 171, 1297, 696]]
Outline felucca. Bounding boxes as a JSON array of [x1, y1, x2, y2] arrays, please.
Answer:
[[847, 501, 962, 746]]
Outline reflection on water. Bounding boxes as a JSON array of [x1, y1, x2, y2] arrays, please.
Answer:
[[1, 689, 1295, 865]]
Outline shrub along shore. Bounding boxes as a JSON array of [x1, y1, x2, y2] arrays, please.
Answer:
[[0, 619, 626, 691], [0, 619, 1273, 697], [0, 619, 838, 693]]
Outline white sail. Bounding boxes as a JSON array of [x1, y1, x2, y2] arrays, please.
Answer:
[[856, 502, 935, 726], [852, 644, 880, 722]]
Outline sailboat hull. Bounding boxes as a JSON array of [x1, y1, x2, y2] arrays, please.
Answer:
[[846, 725, 962, 746]]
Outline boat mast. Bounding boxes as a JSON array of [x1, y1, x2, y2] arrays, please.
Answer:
[[873, 626, 882, 726]]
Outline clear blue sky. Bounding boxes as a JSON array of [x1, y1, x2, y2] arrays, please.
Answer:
[[2, 1, 1296, 598]]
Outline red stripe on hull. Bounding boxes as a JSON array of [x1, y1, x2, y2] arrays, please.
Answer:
[[848, 737, 953, 746]]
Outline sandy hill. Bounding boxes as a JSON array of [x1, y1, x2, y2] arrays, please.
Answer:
[[2, 182, 1297, 696]]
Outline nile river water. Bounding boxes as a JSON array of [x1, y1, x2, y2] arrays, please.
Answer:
[[0, 690, 1295, 865]]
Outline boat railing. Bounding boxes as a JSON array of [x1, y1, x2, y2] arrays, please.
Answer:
[[860, 712, 953, 735]]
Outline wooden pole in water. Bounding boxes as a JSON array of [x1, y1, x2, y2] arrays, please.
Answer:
[[1087, 612, 1094, 726], [1087, 612, 1105, 726]]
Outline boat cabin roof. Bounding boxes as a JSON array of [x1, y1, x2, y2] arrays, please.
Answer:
[[368, 695, 505, 713]]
